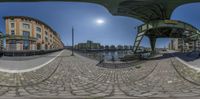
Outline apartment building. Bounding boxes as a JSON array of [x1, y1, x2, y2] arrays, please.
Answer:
[[168, 38, 198, 52], [4, 16, 64, 51]]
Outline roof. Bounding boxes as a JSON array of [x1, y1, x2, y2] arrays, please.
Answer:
[[1, 0, 200, 22]]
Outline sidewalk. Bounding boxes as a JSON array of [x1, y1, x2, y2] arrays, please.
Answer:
[[0, 50, 63, 70]]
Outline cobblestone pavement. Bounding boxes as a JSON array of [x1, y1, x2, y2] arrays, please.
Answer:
[[0, 50, 200, 98]]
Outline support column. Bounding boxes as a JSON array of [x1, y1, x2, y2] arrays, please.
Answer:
[[149, 37, 157, 54], [194, 40, 196, 52], [181, 38, 185, 53]]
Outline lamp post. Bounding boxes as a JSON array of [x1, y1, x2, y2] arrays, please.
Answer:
[[71, 27, 74, 56]]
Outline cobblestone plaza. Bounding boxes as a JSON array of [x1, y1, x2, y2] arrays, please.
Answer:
[[0, 50, 198, 99]]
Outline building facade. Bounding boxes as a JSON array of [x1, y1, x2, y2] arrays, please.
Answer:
[[168, 38, 198, 52], [0, 32, 3, 50], [4, 16, 64, 51], [75, 40, 101, 50]]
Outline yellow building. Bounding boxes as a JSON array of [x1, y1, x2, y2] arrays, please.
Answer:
[[4, 16, 64, 51]]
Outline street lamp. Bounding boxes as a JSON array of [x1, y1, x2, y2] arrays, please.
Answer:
[[71, 27, 74, 56]]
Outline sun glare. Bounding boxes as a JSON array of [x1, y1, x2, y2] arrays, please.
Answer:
[[96, 19, 105, 25]]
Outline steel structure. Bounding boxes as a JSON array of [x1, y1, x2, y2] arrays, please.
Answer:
[[1, 0, 200, 53], [134, 20, 200, 53]]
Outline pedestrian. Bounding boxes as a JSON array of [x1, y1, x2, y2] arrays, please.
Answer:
[[112, 55, 115, 63], [198, 52, 200, 57], [99, 55, 105, 64], [102, 55, 105, 62]]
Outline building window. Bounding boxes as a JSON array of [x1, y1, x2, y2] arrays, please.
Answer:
[[23, 40, 29, 50], [23, 31, 30, 50], [23, 31, 30, 40], [9, 40, 16, 50], [23, 23, 30, 29], [37, 43, 41, 50], [36, 27, 41, 32], [11, 30, 15, 35], [45, 44, 48, 50], [45, 37, 48, 42], [36, 34, 41, 39], [45, 31, 48, 35], [11, 23, 14, 28]]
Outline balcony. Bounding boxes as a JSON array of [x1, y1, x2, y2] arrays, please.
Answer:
[[6, 34, 37, 41]]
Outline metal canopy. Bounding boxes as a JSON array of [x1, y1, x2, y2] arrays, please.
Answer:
[[1, 0, 200, 22]]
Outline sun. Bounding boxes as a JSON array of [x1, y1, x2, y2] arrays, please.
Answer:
[[96, 19, 105, 25]]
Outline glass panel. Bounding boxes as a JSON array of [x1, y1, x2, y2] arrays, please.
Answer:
[[36, 34, 41, 39], [11, 23, 14, 28], [23, 31, 30, 39], [36, 27, 41, 32], [9, 40, 16, 50], [23, 40, 29, 50], [23, 23, 30, 29], [11, 30, 15, 35]]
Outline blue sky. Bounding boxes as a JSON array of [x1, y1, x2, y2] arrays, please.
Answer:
[[0, 2, 199, 48]]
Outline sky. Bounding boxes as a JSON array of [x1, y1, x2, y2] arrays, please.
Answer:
[[0, 2, 199, 48]]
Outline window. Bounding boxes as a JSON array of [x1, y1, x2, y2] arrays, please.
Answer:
[[45, 37, 48, 42], [36, 27, 41, 32], [23, 31, 30, 40], [23, 40, 29, 50], [11, 23, 14, 28], [23, 23, 30, 29], [37, 43, 41, 50], [11, 30, 15, 35], [36, 34, 41, 39], [45, 31, 48, 35], [9, 40, 16, 50], [23, 31, 30, 37], [22, 28, 30, 51]]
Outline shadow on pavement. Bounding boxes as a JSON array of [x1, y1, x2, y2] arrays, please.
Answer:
[[150, 51, 200, 62]]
